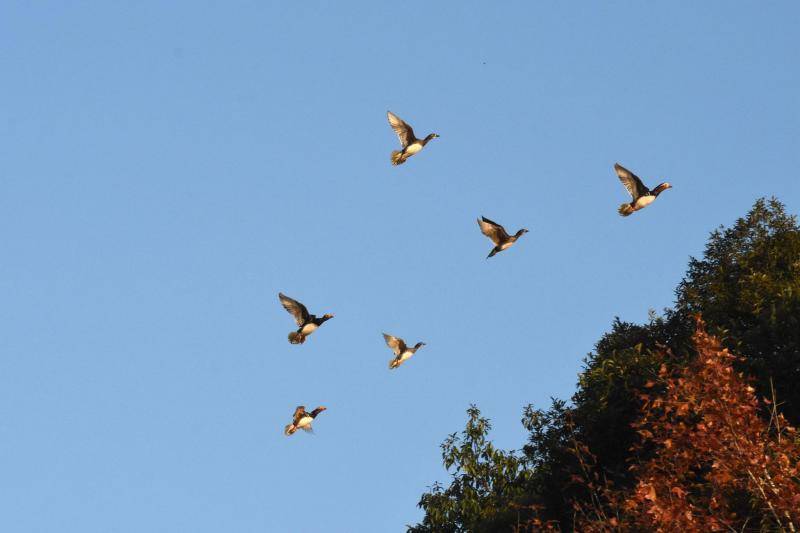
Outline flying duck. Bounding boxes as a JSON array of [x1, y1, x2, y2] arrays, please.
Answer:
[[615, 163, 672, 217], [477, 216, 529, 258], [278, 292, 333, 344], [387, 111, 439, 165], [383, 333, 426, 370], [284, 405, 327, 436]]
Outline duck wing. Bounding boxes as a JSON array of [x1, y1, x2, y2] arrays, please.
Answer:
[[279, 293, 310, 326], [615, 163, 649, 199], [383, 333, 407, 356], [477, 216, 510, 245], [292, 406, 307, 425], [387, 111, 416, 148]]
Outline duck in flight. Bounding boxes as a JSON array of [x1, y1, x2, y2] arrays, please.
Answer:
[[387, 111, 439, 165], [615, 163, 672, 217], [477, 216, 529, 258], [278, 293, 333, 344], [383, 333, 426, 370], [284, 405, 327, 436]]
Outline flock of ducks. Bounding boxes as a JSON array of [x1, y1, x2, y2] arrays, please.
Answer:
[[282, 111, 673, 436]]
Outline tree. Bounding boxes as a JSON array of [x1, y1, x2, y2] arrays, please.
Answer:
[[576, 318, 800, 532], [545, 197, 800, 526], [678, 198, 800, 423], [409, 406, 534, 532], [410, 198, 800, 531]]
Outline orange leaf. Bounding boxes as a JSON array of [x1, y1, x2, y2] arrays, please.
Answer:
[[671, 486, 686, 498]]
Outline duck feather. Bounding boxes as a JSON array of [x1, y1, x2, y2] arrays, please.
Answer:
[[387, 111, 415, 148], [279, 293, 310, 327]]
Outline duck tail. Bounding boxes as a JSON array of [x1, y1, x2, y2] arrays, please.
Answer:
[[391, 151, 405, 165], [487, 248, 498, 259], [389, 359, 400, 369], [284, 424, 297, 436], [618, 203, 635, 217], [288, 331, 305, 344]]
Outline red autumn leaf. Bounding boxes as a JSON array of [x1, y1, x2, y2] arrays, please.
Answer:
[[572, 318, 800, 532], [671, 486, 686, 498]]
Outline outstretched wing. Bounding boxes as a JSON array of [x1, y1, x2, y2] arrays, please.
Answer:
[[383, 333, 407, 356], [292, 406, 307, 425], [615, 163, 648, 199], [477, 216, 510, 245], [387, 111, 415, 148], [279, 293, 310, 326]]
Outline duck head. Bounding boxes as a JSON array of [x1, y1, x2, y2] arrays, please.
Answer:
[[310, 406, 327, 417], [515, 229, 529, 238], [652, 182, 672, 196], [414, 342, 426, 350], [424, 133, 440, 142], [313, 313, 333, 326]]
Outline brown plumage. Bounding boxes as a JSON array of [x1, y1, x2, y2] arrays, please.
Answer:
[[615, 163, 672, 217], [383, 333, 425, 370], [387, 111, 439, 165], [278, 293, 333, 344], [477, 216, 529, 258], [284, 405, 327, 436]]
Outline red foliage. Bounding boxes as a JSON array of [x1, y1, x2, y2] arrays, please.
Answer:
[[577, 317, 800, 532]]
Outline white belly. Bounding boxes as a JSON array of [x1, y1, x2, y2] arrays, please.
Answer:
[[406, 143, 423, 155], [634, 195, 655, 209], [297, 416, 313, 428], [301, 323, 318, 335], [500, 242, 514, 251], [400, 351, 413, 362]]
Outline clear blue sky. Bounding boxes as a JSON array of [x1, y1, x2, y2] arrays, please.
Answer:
[[1, 2, 798, 531]]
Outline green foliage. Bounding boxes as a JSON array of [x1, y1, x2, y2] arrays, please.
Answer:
[[514, 314, 696, 527], [572, 315, 690, 472], [678, 197, 800, 421], [411, 198, 800, 531], [409, 406, 532, 532], [518, 399, 575, 525]]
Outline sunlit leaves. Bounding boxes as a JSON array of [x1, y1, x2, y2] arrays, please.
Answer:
[[577, 319, 800, 531]]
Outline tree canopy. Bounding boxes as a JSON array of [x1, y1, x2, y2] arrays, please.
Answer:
[[410, 198, 800, 531]]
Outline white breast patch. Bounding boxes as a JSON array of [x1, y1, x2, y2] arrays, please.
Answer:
[[634, 195, 655, 209], [406, 143, 423, 155]]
